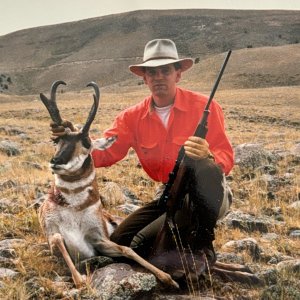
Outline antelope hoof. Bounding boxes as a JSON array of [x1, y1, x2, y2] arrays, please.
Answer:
[[73, 274, 86, 288], [159, 272, 179, 289]]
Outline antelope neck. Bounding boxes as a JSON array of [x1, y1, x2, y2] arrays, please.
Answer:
[[52, 154, 100, 209], [58, 155, 93, 182], [49, 184, 100, 211]]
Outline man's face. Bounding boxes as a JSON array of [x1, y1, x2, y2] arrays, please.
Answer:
[[143, 64, 181, 100]]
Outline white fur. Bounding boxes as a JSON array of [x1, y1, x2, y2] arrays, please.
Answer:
[[92, 136, 117, 150], [55, 169, 96, 190], [50, 153, 90, 174], [60, 186, 93, 207], [47, 201, 107, 260]]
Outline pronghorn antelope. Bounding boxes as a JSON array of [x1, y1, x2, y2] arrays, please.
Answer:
[[38, 81, 179, 288]]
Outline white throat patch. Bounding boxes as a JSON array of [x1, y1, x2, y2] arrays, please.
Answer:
[[50, 153, 90, 175], [55, 169, 96, 191]]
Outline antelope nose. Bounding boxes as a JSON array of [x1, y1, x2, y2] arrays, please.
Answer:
[[50, 157, 62, 165]]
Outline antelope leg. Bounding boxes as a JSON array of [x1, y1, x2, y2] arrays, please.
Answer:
[[212, 266, 262, 286], [214, 261, 253, 273], [49, 233, 85, 288], [97, 239, 179, 289]]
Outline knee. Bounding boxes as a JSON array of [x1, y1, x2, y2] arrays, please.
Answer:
[[110, 230, 130, 246], [194, 158, 223, 178], [130, 232, 146, 249], [130, 232, 151, 257]]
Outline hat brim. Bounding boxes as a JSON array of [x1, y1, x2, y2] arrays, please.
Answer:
[[129, 58, 194, 77]]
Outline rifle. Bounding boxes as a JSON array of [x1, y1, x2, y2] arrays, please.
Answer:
[[152, 50, 232, 257], [157, 50, 232, 215]]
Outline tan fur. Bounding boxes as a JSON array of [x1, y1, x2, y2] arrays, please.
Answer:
[[39, 138, 179, 289]]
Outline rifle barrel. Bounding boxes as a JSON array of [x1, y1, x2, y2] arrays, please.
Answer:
[[204, 50, 232, 111]]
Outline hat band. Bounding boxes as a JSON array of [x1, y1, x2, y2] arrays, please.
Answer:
[[143, 56, 178, 63]]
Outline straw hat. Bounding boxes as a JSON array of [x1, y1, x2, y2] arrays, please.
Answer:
[[129, 39, 194, 76]]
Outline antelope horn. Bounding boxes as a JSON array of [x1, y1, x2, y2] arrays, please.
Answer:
[[82, 82, 100, 135], [40, 80, 66, 125]]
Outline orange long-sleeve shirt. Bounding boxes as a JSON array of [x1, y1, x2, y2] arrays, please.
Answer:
[[92, 87, 234, 183]]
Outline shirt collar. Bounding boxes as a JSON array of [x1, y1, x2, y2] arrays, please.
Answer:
[[141, 87, 188, 120], [173, 87, 189, 112]]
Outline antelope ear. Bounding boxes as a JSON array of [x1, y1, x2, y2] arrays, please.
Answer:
[[92, 136, 117, 150]]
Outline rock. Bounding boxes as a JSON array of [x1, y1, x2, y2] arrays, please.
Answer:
[[221, 210, 282, 233], [276, 259, 300, 274], [0, 179, 16, 190], [261, 233, 279, 241], [255, 164, 277, 175], [19, 133, 30, 140], [116, 203, 141, 215], [266, 254, 294, 265], [21, 161, 43, 170], [0, 268, 19, 279], [62, 288, 81, 299], [289, 229, 300, 239], [53, 274, 72, 283], [122, 188, 143, 205], [234, 143, 279, 171], [0, 140, 21, 156], [91, 263, 157, 300], [0, 239, 26, 249], [101, 182, 142, 212], [0, 256, 17, 268], [153, 295, 216, 300], [29, 242, 49, 253], [0, 248, 16, 259], [25, 277, 48, 299], [261, 282, 300, 300], [0, 126, 26, 136], [0, 239, 26, 258], [78, 256, 114, 273], [257, 268, 278, 285], [291, 142, 300, 157], [216, 252, 245, 265], [288, 201, 300, 210], [101, 182, 129, 207], [221, 238, 262, 260], [0, 198, 23, 214], [262, 206, 282, 217]]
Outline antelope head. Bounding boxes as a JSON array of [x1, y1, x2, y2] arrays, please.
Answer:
[[40, 81, 116, 176]]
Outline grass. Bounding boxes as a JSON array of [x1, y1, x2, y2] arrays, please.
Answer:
[[0, 84, 299, 299]]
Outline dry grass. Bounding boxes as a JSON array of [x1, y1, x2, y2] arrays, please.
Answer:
[[0, 84, 299, 299]]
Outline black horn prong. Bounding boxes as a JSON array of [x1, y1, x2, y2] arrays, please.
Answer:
[[50, 80, 66, 101], [87, 81, 100, 101], [40, 80, 66, 125], [82, 82, 100, 135]]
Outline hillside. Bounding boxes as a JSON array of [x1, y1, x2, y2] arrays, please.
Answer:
[[0, 9, 299, 95]]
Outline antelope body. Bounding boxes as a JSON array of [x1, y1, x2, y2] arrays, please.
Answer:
[[38, 81, 178, 288]]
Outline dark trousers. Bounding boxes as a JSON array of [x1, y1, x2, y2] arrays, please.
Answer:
[[110, 158, 230, 255]]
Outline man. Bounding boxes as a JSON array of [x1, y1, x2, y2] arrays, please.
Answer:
[[53, 39, 233, 263]]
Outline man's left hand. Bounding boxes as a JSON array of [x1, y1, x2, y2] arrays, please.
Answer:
[[184, 136, 213, 160]]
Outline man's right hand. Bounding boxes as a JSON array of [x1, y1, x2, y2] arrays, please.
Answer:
[[50, 120, 76, 139]]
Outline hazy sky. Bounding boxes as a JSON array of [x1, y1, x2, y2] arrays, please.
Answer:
[[1, 0, 299, 36]]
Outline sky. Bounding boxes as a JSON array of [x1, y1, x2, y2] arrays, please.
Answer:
[[0, 0, 299, 36]]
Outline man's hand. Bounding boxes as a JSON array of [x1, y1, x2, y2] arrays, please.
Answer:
[[50, 120, 76, 140], [184, 136, 214, 160]]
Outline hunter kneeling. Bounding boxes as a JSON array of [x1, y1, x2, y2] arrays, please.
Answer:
[[52, 39, 233, 279]]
